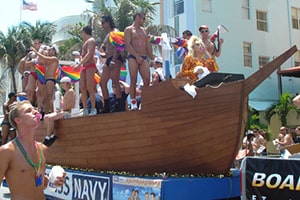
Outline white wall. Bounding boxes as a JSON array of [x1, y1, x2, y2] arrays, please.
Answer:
[[160, 0, 300, 110]]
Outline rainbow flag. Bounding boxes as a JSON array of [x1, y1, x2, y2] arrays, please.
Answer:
[[59, 65, 80, 83], [35, 64, 45, 84], [172, 37, 187, 48], [35, 64, 60, 84], [109, 32, 187, 57], [58, 65, 100, 84], [148, 35, 161, 45], [120, 67, 127, 82], [109, 32, 125, 51]]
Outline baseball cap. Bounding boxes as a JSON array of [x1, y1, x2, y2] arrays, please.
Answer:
[[50, 44, 59, 54], [60, 76, 71, 83], [72, 51, 80, 56], [154, 57, 163, 64]]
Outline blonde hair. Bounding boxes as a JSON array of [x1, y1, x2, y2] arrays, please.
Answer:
[[9, 100, 31, 129], [187, 35, 205, 58]]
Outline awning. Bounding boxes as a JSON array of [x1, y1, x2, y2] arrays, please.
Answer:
[[277, 66, 300, 77]]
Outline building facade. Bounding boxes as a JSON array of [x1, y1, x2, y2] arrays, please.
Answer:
[[154, 0, 300, 110]]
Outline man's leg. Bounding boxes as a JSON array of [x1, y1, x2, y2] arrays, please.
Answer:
[[139, 60, 151, 87], [100, 65, 111, 113], [86, 68, 97, 115], [128, 59, 139, 110], [45, 81, 55, 114], [26, 75, 36, 104], [1, 124, 9, 145], [111, 61, 122, 112]]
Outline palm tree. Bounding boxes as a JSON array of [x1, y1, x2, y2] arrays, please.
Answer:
[[21, 20, 57, 44], [0, 26, 29, 93], [57, 22, 85, 60], [88, 0, 163, 43], [265, 92, 300, 126], [0, 21, 57, 93], [58, 0, 174, 59]]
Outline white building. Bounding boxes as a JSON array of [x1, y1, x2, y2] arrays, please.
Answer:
[[152, 0, 300, 110]]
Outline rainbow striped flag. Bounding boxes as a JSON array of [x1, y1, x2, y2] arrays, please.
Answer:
[[109, 32, 187, 57], [120, 67, 127, 82], [59, 65, 100, 84], [109, 32, 125, 51], [35, 64, 59, 84], [35, 64, 45, 84], [59, 65, 80, 83]]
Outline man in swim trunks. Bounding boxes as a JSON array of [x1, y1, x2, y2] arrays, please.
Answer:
[[26, 39, 43, 107], [31, 45, 59, 114], [43, 76, 75, 147], [18, 49, 32, 92], [124, 11, 154, 110], [74, 26, 97, 116], [100, 15, 124, 113], [1, 92, 17, 145], [0, 101, 66, 199]]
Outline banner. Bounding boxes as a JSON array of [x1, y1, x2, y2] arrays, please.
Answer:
[[112, 176, 162, 200], [242, 157, 300, 200], [44, 167, 111, 200]]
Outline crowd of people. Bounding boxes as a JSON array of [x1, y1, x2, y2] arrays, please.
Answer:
[[234, 124, 300, 169]]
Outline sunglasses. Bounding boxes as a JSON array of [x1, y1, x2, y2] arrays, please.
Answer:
[[201, 30, 209, 33]]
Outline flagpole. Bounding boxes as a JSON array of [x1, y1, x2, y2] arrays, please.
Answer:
[[20, 0, 23, 25]]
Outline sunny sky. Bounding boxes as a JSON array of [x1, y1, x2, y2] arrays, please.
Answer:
[[0, 0, 93, 34]]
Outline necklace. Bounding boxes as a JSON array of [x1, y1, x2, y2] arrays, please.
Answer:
[[14, 137, 42, 172]]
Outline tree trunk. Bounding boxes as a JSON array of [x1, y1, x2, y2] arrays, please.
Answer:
[[10, 65, 17, 93]]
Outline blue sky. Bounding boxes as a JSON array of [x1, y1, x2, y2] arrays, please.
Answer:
[[0, 0, 93, 34]]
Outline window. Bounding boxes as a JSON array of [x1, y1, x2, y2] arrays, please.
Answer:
[[256, 10, 268, 32], [174, 16, 179, 36], [173, 0, 184, 16], [243, 42, 252, 67], [258, 56, 270, 68], [242, 0, 250, 19], [291, 7, 300, 30], [295, 51, 300, 66], [202, 0, 212, 12]]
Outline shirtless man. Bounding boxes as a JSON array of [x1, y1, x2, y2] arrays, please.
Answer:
[[275, 126, 294, 148], [151, 56, 166, 85], [251, 127, 266, 155], [124, 12, 154, 110], [74, 26, 97, 116], [18, 50, 32, 92], [43, 76, 76, 147], [100, 15, 124, 113], [0, 101, 65, 199], [26, 40, 44, 108], [199, 25, 224, 58], [31, 45, 59, 114], [1, 92, 17, 145]]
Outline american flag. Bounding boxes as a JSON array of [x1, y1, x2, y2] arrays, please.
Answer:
[[23, 0, 37, 11]]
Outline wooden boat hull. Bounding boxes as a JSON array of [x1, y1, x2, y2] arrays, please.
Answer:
[[36, 45, 297, 175]]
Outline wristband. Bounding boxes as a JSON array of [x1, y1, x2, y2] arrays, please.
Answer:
[[110, 61, 115, 65]]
